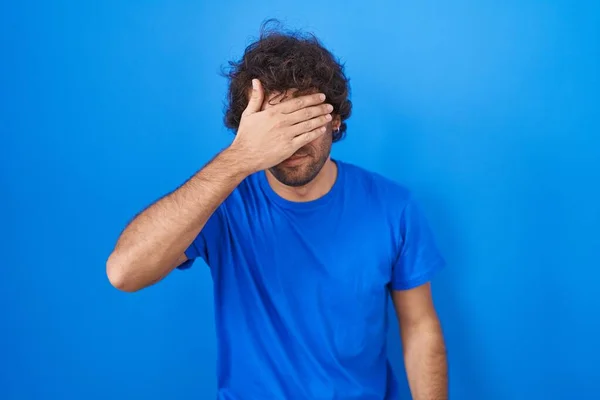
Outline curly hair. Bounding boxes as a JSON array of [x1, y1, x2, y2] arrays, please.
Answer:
[[222, 20, 352, 142]]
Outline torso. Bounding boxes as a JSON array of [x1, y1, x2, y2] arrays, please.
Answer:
[[196, 160, 414, 399]]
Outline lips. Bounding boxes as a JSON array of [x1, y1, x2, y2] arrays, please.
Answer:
[[283, 154, 309, 165]]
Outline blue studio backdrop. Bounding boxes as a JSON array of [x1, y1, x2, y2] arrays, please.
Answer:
[[1, 1, 599, 399]]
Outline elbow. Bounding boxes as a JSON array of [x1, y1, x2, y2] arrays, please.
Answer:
[[106, 252, 142, 293]]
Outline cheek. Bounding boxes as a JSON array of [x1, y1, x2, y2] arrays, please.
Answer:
[[310, 136, 324, 146], [316, 130, 333, 146], [303, 136, 324, 152], [307, 133, 332, 154]]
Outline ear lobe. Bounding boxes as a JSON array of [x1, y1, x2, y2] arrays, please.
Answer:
[[332, 114, 342, 131]]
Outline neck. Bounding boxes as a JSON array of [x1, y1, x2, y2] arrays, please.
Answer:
[[265, 158, 338, 202]]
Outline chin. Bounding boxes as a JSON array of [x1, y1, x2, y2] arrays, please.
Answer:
[[270, 151, 330, 187], [270, 164, 319, 187]]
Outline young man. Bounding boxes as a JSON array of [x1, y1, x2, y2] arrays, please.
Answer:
[[107, 25, 448, 400]]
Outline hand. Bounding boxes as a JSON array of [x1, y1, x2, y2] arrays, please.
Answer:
[[230, 79, 333, 173]]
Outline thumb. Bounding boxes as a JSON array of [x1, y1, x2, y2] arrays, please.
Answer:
[[243, 79, 264, 115]]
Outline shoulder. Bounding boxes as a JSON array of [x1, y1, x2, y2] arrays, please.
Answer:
[[338, 160, 428, 250], [217, 172, 264, 215], [338, 160, 412, 207]]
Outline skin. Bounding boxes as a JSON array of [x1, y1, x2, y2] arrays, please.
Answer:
[[260, 88, 340, 201], [393, 283, 448, 400], [106, 79, 447, 399]]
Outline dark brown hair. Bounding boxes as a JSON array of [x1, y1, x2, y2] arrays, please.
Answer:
[[222, 20, 352, 142]]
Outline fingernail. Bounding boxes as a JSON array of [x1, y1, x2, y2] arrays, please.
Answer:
[[319, 94, 326, 101], [326, 104, 334, 112], [325, 114, 332, 121], [252, 79, 258, 89]]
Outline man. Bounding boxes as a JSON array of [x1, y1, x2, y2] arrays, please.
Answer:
[[107, 24, 448, 399]]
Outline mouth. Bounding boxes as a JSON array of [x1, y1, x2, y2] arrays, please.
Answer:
[[282, 154, 309, 166]]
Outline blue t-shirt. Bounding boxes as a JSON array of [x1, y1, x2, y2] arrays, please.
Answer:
[[179, 159, 445, 399]]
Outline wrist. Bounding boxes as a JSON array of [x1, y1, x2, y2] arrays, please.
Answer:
[[220, 144, 257, 179]]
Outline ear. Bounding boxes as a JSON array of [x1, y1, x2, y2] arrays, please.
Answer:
[[332, 114, 342, 131]]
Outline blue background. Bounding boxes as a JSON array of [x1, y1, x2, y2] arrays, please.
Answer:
[[1, 1, 599, 399]]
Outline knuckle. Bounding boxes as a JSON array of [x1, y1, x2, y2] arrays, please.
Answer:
[[295, 98, 304, 108]]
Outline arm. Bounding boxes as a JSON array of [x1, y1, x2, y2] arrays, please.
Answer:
[[106, 148, 250, 292], [106, 79, 332, 292], [392, 283, 448, 400]]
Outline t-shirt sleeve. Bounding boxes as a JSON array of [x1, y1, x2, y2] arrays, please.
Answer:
[[177, 206, 224, 270], [390, 195, 445, 290]]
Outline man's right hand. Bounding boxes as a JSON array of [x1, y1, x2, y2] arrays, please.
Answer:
[[230, 79, 333, 173], [107, 82, 333, 292]]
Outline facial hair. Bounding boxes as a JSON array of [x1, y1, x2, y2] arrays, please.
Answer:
[[269, 134, 332, 187]]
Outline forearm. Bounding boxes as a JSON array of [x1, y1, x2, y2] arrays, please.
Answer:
[[402, 318, 448, 400], [107, 145, 249, 291]]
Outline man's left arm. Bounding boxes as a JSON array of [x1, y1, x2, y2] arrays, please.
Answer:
[[392, 282, 448, 400]]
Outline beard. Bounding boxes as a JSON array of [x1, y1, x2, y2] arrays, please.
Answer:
[[269, 138, 332, 187]]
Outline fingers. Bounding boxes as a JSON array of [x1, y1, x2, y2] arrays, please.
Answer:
[[287, 113, 332, 136], [286, 103, 334, 125], [243, 79, 264, 116], [291, 126, 328, 147], [276, 93, 326, 114]]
